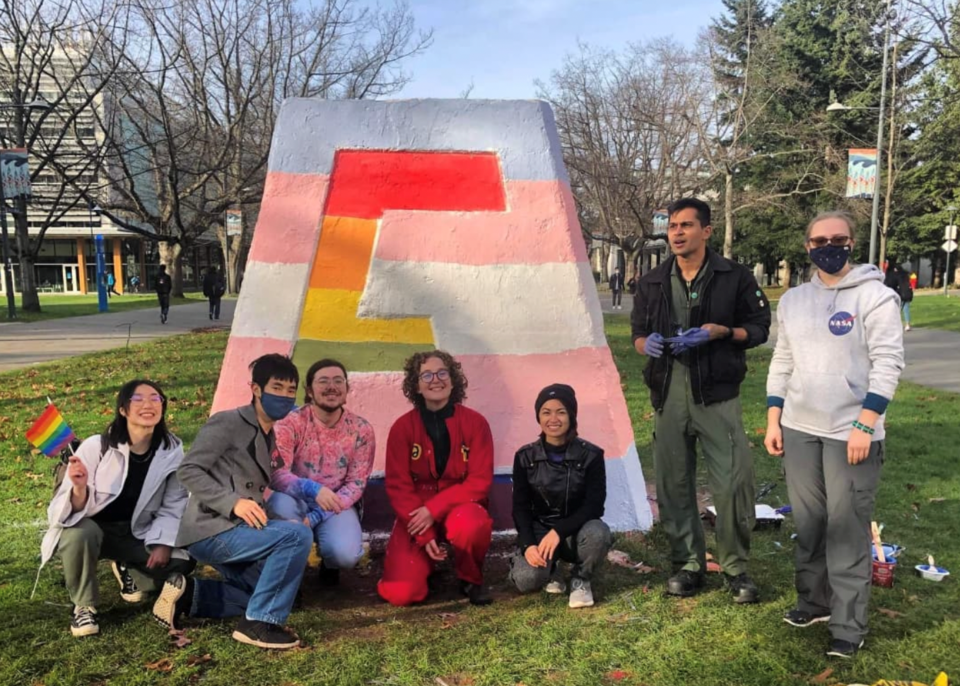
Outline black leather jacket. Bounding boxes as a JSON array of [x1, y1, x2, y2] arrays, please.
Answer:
[[512, 437, 606, 550]]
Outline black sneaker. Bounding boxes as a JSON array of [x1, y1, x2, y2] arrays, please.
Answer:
[[112, 561, 145, 603], [232, 617, 300, 649], [726, 573, 759, 604], [666, 570, 704, 597], [209, 313, 213, 320], [459, 580, 493, 606], [826, 638, 864, 658], [70, 606, 99, 638], [152, 573, 193, 630], [318, 563, 340, 587], [783, 608, 830, 628]]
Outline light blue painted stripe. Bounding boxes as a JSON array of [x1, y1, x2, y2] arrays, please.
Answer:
[[267, 99, 568, 182]]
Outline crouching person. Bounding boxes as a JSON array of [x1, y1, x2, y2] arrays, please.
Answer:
[[39, 380, 195, 637], [509, 384, 612, 609], [153, 354, 313, 650]]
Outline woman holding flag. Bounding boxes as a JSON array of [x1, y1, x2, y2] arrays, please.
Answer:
[[37, 380, 194, 638]]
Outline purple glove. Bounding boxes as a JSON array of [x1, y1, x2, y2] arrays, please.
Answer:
[[643, 332, 665, 358], [666, 327, 711, 355]]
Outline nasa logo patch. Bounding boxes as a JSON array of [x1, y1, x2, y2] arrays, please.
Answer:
[[828, 311, 857, 336]]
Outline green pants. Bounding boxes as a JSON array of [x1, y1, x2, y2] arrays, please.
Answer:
[[58, 518, 195, 608], [653, 365, 755, 576]]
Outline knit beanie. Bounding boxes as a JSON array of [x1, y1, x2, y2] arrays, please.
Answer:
[[534, 383, 578, 433]]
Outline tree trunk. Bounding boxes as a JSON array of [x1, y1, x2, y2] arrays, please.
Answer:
[[216, 224, 243, 294], [158, 241, 184, 298], [13, 204, 40, 312], [781, 261, 792, 290], [723, 171, 735, 259]]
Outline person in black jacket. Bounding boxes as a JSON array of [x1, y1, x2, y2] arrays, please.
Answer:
[[154, 265, 173, 324], [609, 267, 625, 310], [631, 198, 770, 603], [509, 384, 611, 609], [202, 267, 226, 321], [883, 263, 913, 331]]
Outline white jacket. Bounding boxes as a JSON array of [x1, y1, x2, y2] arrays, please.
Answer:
[[39, 434, 190, 569]]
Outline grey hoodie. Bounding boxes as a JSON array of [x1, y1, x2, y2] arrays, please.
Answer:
[[767, 264, 905, 441]]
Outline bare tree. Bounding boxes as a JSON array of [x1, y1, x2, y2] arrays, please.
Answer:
[[901, 0, 959, 61], [537, 40, 711, 282], [0, 0, 132, 312], [89, 0, 430, 295]]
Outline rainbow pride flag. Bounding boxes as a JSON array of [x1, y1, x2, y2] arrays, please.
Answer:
[[25, 404, 76, 457]]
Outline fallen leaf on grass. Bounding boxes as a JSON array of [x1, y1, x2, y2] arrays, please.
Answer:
[[911, 502, 921, 512], [878, 608, 905, 619], [185, 654, 212, 667], [169, 629, 192, 648], [606, 670, 632, 681], [810, 667, 833, 683], [634, 563, 657, 574], [145, 658, 174, 672], [928, 497, 946, 503], [706, 561, 723, 574], [906, 483, 917, 491]]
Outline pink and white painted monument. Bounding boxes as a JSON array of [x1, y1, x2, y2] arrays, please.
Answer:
[[212, 99, 652, 531]]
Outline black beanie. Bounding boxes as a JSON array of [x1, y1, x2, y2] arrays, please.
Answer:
[[535, 383, 578, 431]]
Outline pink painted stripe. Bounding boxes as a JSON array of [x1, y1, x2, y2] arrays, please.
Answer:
[[211, 336, 294, 413], [372, 180, 588, 265], [346, 347, 635, 472], [247, 172, 330, 265]]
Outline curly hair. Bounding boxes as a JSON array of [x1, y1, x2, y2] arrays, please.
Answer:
[[401, 350, 468, 408]]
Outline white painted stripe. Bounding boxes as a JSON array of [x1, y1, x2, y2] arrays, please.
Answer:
[[357, 260, 605, 355], [231, 261, 312, 340], [604, 444, 654, 531]]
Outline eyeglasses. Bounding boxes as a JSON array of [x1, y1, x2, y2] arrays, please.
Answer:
[[130, 393, 163, 404], [808, 236, 852, 248], [419, 369, 450, 383], [315, 377, 346, 388]]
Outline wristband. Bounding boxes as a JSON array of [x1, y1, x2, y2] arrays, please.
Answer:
[[852, 420, 875, 435]]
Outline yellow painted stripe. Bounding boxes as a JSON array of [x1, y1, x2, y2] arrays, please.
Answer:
[[298, 288, 434, 344]]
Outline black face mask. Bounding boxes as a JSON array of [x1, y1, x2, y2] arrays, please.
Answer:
[[809, 245, 851, 274]]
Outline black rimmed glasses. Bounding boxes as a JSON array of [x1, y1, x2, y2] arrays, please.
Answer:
[[419, 369, 450, 383], [808, 235, 852, 248]]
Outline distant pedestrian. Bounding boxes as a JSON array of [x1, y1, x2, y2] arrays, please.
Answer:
[[155, 266, 172, 324], [202, 267, 226, 321], [883, 263, 913, 331], [609, 268, 624, 310], [129, 275, 141, 294], [106, 272, 121, 297]]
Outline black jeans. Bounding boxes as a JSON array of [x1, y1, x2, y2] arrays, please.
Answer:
[[612, 289, 623, 307], [157, 294, 170, 318], [209, 296, 222, 319]]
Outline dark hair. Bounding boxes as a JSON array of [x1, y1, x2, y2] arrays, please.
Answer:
[[158, 265, 167, 272], [102, 379, 172, 453], [401, 350, 467, 408], [667, 198, 711, 227], [250, 353, 299, 391], [304, 358, 348, 404]]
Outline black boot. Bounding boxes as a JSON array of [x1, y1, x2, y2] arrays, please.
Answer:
[[459, 580, 493, 606], [726, 573, 759, 604], [666, 570, 704, 597]]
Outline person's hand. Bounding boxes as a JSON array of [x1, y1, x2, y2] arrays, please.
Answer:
[[146, 544, 172, 569], [407, 506, 435, 536], [764, 424, 784, 457], [524, 545, 547, 568], [424, 539, 447, 561], [537, 529, 561, 562], [643, 333, 665, 358], [666, 328, 712, 355], [315, 486, 343, 514], [234, 499, 268, 529], [68, 456, 88, 493], [848, 426, 872, 464], [699, 323, 732, 341]]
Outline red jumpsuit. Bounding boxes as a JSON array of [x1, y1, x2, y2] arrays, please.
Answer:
[[377, 404, 494, 606]]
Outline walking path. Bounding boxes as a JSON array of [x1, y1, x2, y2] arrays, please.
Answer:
[[0, 300, 235, 372]]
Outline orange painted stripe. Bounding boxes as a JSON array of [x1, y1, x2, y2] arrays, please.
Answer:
[[308, 216, 378, 291]]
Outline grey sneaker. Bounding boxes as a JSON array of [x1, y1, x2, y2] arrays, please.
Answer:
[[70, 606, 99, 637], [545, 567, 566, 594], [112, 561, 145, 603], [568, 577, 594, 608]]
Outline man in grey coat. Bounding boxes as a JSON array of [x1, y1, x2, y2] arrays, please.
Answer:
[[152, 354, 313, 650]]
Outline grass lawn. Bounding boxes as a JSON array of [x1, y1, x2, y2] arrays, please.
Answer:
[[909, 295, 960, 333], [0, 293, 205, 323], [1, 321, 958, 685]]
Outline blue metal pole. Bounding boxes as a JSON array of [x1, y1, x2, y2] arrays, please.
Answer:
[[95, 234, 108, 312]]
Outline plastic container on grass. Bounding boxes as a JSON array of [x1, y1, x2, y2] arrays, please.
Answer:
[[915, 564, 950, 582]]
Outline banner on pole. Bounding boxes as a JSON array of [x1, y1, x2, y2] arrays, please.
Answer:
[[652, 209, 669, 236], [0, 149, 30, 200], [226, 209, 243, 237], [846, 149, 878, 199]]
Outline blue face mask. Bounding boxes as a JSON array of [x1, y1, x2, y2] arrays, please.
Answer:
[[259, 391, 296, 420], [809, 245, 851, 274]]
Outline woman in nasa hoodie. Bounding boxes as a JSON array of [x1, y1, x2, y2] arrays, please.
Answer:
[[764, 211, 904, 660]]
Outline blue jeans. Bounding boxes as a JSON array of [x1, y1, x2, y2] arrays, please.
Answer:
[[186, 520, 312, 625], [901, 301, 911, 326], [266, 492, 364, 569]]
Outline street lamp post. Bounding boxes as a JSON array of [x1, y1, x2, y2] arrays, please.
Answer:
[[0, 98, 52, 319]]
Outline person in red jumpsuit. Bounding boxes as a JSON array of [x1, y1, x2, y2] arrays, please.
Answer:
[[377, 350, 495, 607]]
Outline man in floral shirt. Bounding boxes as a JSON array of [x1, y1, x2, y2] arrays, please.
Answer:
[[268, 359, 376, 585]]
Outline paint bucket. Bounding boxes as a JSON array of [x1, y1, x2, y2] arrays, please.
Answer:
[[915, 564, 950, 582], [871, 559, 897, 588]]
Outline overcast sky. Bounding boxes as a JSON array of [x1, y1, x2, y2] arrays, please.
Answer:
[[396, 0, 727, 100]]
